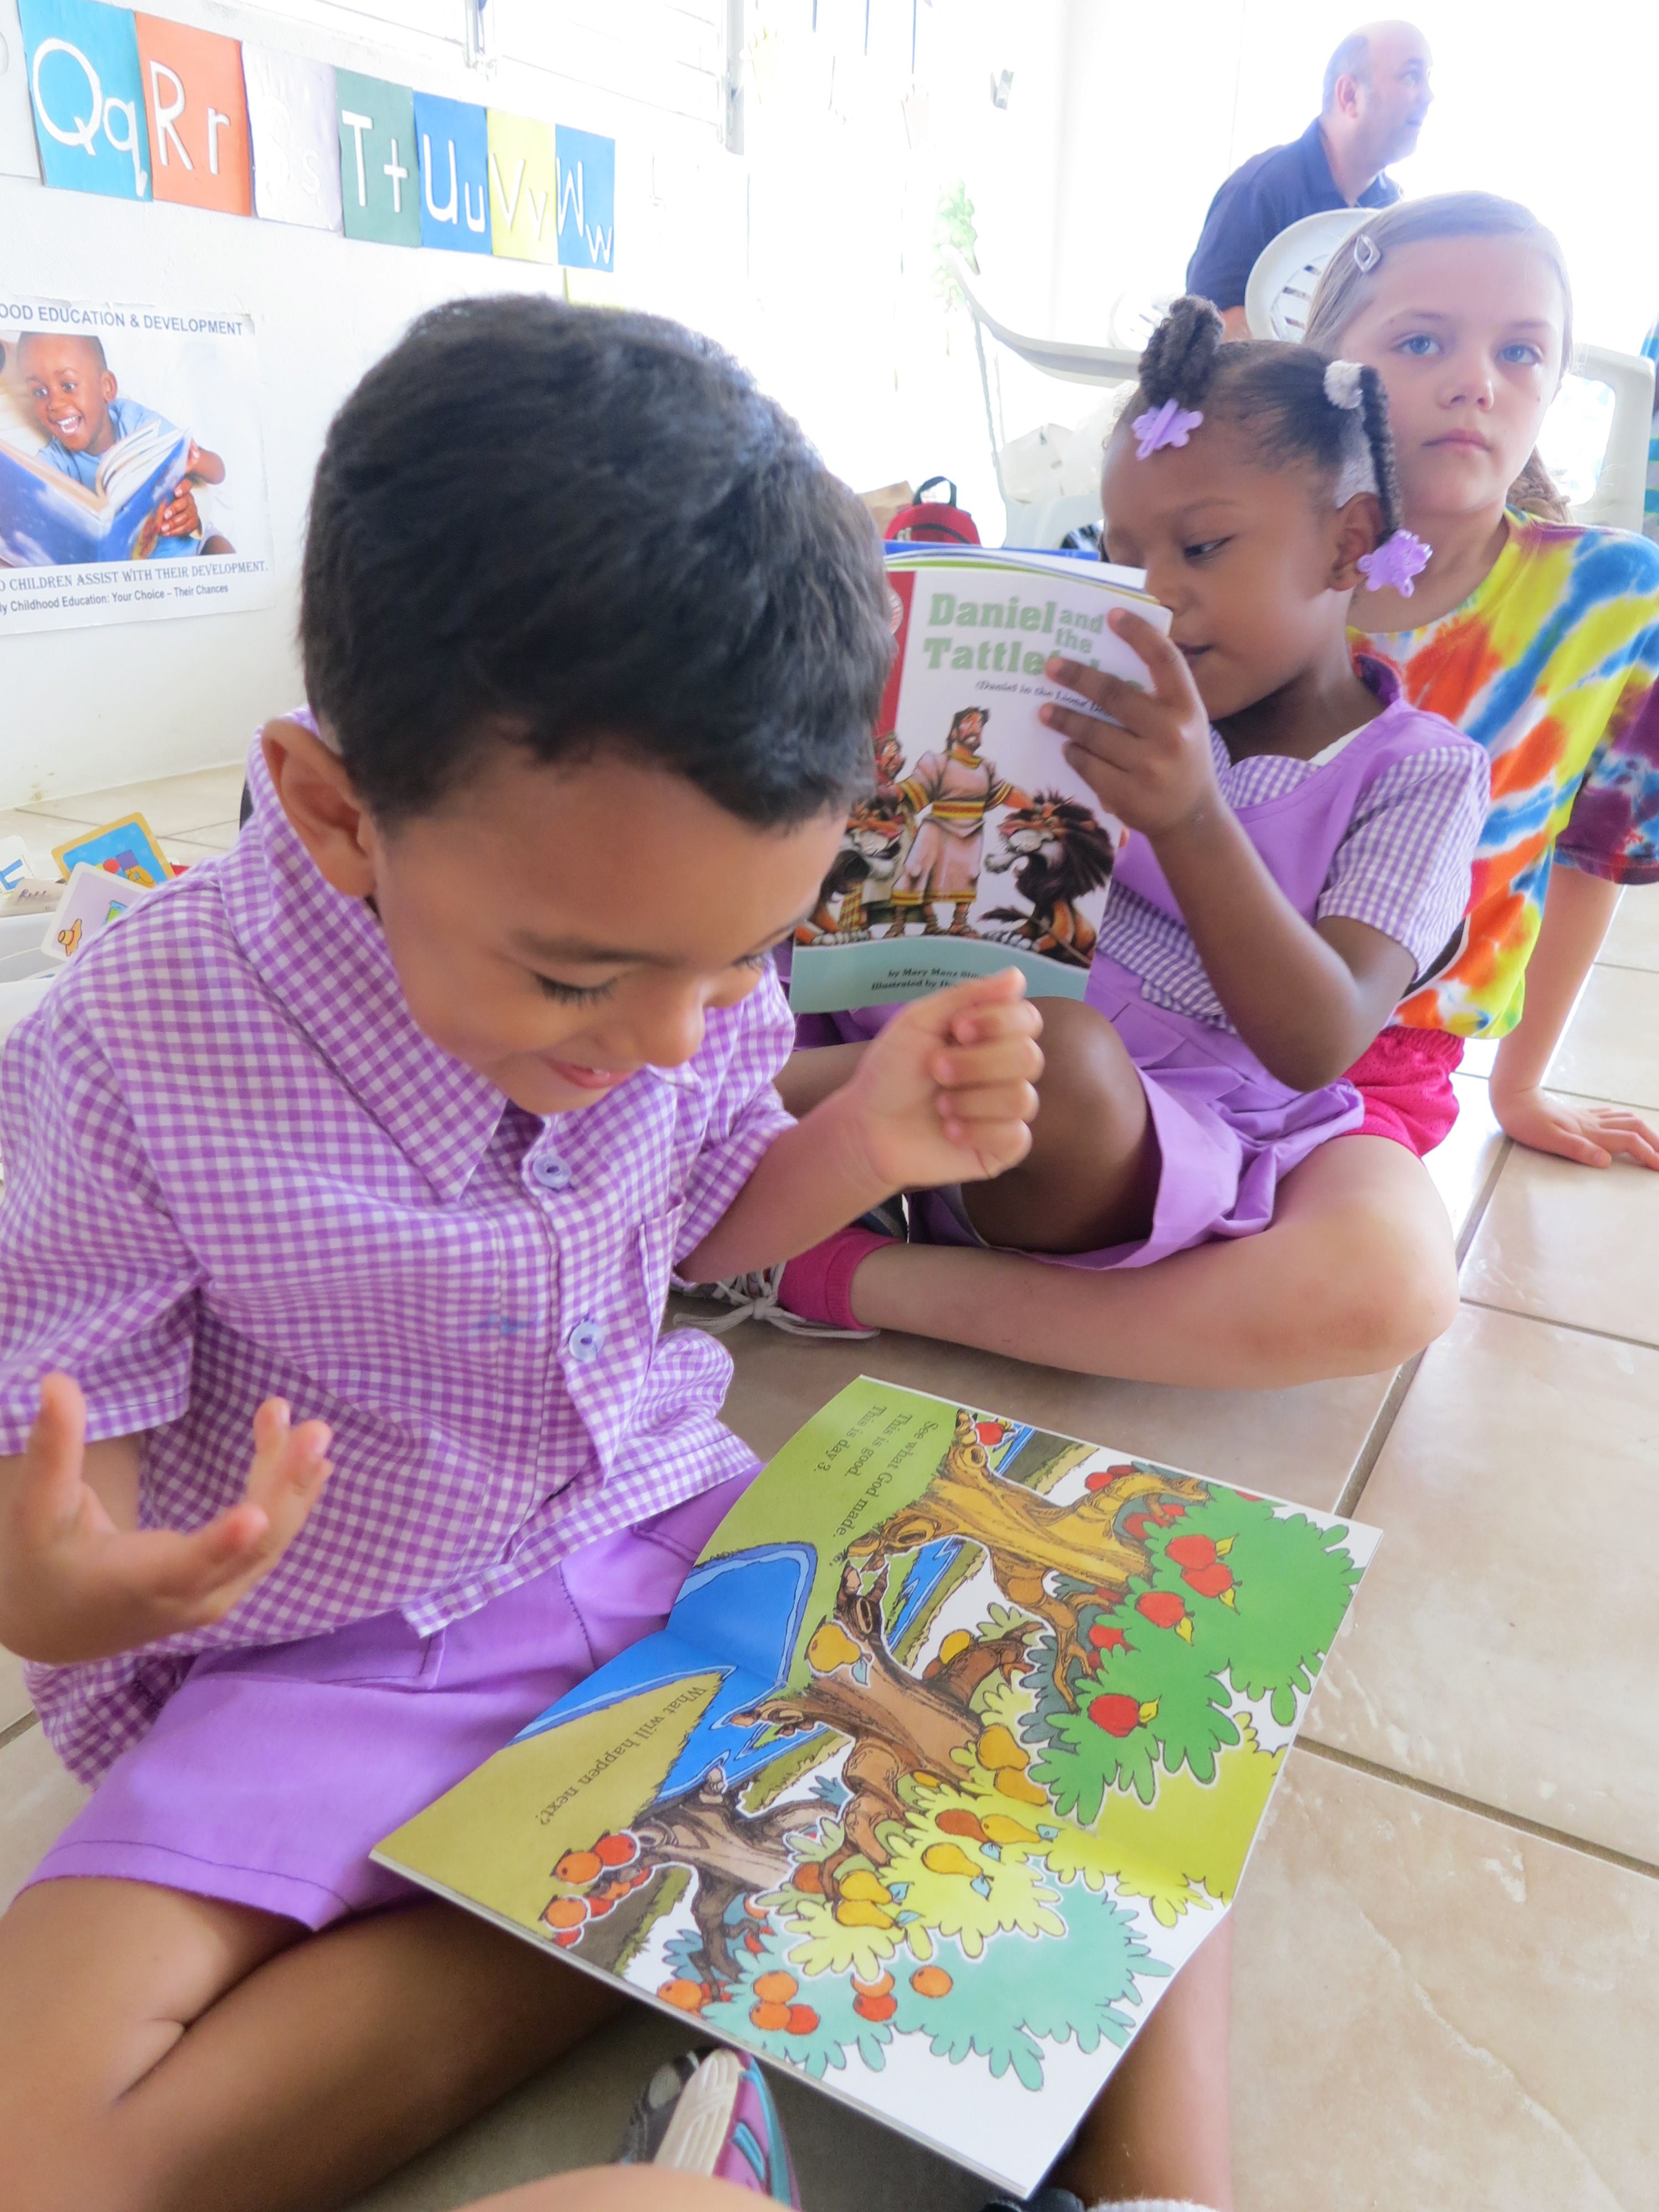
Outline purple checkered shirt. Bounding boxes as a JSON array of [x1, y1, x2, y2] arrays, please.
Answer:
[[0, 738, 794, 1783], [1097, 665, 1489, 1031]]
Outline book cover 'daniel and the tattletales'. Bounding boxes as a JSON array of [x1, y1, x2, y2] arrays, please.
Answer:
[[376, 1378, 1378, 2195], [786, 547, 1173, 1016]]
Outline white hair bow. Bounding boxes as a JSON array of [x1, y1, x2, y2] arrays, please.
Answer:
[[1324, 359, 1378, 505]]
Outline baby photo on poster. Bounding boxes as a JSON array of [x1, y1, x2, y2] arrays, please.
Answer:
[[0, 293, 275, 634]]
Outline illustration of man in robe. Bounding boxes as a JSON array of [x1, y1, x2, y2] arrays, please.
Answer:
[[891, 709, 1030, 935]]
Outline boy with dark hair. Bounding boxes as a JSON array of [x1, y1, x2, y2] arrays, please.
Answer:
[[0, 296, 1046, 2205]]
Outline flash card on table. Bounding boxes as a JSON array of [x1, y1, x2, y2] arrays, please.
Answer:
[[41, 864, 153, 964], [0, 836, 57, 897], [50, 815, 175, 890]]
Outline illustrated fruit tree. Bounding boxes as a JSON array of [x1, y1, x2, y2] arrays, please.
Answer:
[[530, 1406, 1364, 2094]]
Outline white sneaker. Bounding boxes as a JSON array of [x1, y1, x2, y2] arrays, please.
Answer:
[[672, 1264, 879, 1340]]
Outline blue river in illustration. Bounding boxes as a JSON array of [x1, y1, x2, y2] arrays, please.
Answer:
[[509, 1420, 1036, 1804]]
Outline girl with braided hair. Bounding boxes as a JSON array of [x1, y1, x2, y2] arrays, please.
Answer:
[[765, 296, 1488, 1331], [687, 306, 1493, 2212], [1305, 193, 1659, 1176], [762, 196, 1659, 1402]]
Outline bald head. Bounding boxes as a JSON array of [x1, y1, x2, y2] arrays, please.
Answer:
[[1322, 21, 1433, 183]]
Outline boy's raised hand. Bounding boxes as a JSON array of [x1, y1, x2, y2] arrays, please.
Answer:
[[1041, 610, 1220, 839], [840, 967, 1044, 1189], [0, 1374, 332, 1666]]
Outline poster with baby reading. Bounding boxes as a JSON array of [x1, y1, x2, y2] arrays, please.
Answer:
[[0, 291, 274, 633]]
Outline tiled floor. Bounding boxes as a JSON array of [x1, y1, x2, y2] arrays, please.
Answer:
[[3, 771, 1656, 2210], [0, 761, 246, 870]]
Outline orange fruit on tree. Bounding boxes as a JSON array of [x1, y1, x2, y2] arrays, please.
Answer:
[[658, 1978, 706, 2012]]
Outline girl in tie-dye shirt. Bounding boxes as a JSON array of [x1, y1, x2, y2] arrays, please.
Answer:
[[1308, 194, 1659, 1174]]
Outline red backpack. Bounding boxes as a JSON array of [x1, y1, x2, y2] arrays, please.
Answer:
[[885, 475, 981, 546]]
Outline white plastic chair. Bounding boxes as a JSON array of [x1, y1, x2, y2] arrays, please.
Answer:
[[1243, 209, 1656, 532], [946, 247, 1140, 547]]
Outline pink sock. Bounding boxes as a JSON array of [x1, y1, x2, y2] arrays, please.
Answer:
[[779, 1225, 893, 1330]]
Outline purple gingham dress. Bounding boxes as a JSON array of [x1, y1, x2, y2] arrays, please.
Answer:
[[0, 738, 793, 1798]]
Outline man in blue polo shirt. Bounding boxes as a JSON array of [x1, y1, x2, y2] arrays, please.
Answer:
[[1187, 20, 1433, 337]]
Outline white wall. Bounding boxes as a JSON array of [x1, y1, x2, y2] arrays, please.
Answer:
[[729, 0, 1074, 532], [1044, 0, 1659, 353], [0, 0, 740, 806], [6, 1, 1656, 804], [2, 0, 1094, 806]]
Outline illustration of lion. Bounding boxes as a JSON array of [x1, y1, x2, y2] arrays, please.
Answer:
[[981, 792, 1117, 967], [797, 797, 913, 943]]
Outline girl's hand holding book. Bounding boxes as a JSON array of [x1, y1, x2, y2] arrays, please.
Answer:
[[1040, 612, 1221, 841], [1048, 614, 1416, 1091], [0, 1374, 332, 1665]]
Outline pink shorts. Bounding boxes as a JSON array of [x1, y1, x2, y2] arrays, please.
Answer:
[[1345, 1026, 1465, 1157], [24, 1477, 748, 1929]]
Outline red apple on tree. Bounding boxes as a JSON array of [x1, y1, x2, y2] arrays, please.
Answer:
[[1089, 1691, 1160, 1737]]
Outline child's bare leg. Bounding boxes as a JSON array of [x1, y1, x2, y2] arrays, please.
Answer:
[[441, 1936, 1238, 2212], [463, 2174, 766, 2212], [1055, 1917, 1234, 2210], [850, 1134, 1457, 1386], [957, 997, 1157, 1255], [775, 1040, 868, 1118], [0, 1875, 620, 2212]]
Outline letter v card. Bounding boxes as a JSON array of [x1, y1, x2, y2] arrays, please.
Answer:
[[486, 109, 557, 264]]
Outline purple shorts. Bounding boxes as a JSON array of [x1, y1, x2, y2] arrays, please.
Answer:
[[781, 946, 1363, 1269], [25, 1477, 748, 1929], [911, 956, 1364, 1269]]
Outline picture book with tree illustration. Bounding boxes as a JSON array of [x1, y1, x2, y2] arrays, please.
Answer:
[[0, 415, 191, 566], [376, 1378, 1378, 2194], [785, 549, 1174, 1016]]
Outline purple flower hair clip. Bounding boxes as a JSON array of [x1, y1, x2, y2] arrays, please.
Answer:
[[1357, 528, 1432, 596], [1131, 397, 1204, 460]]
